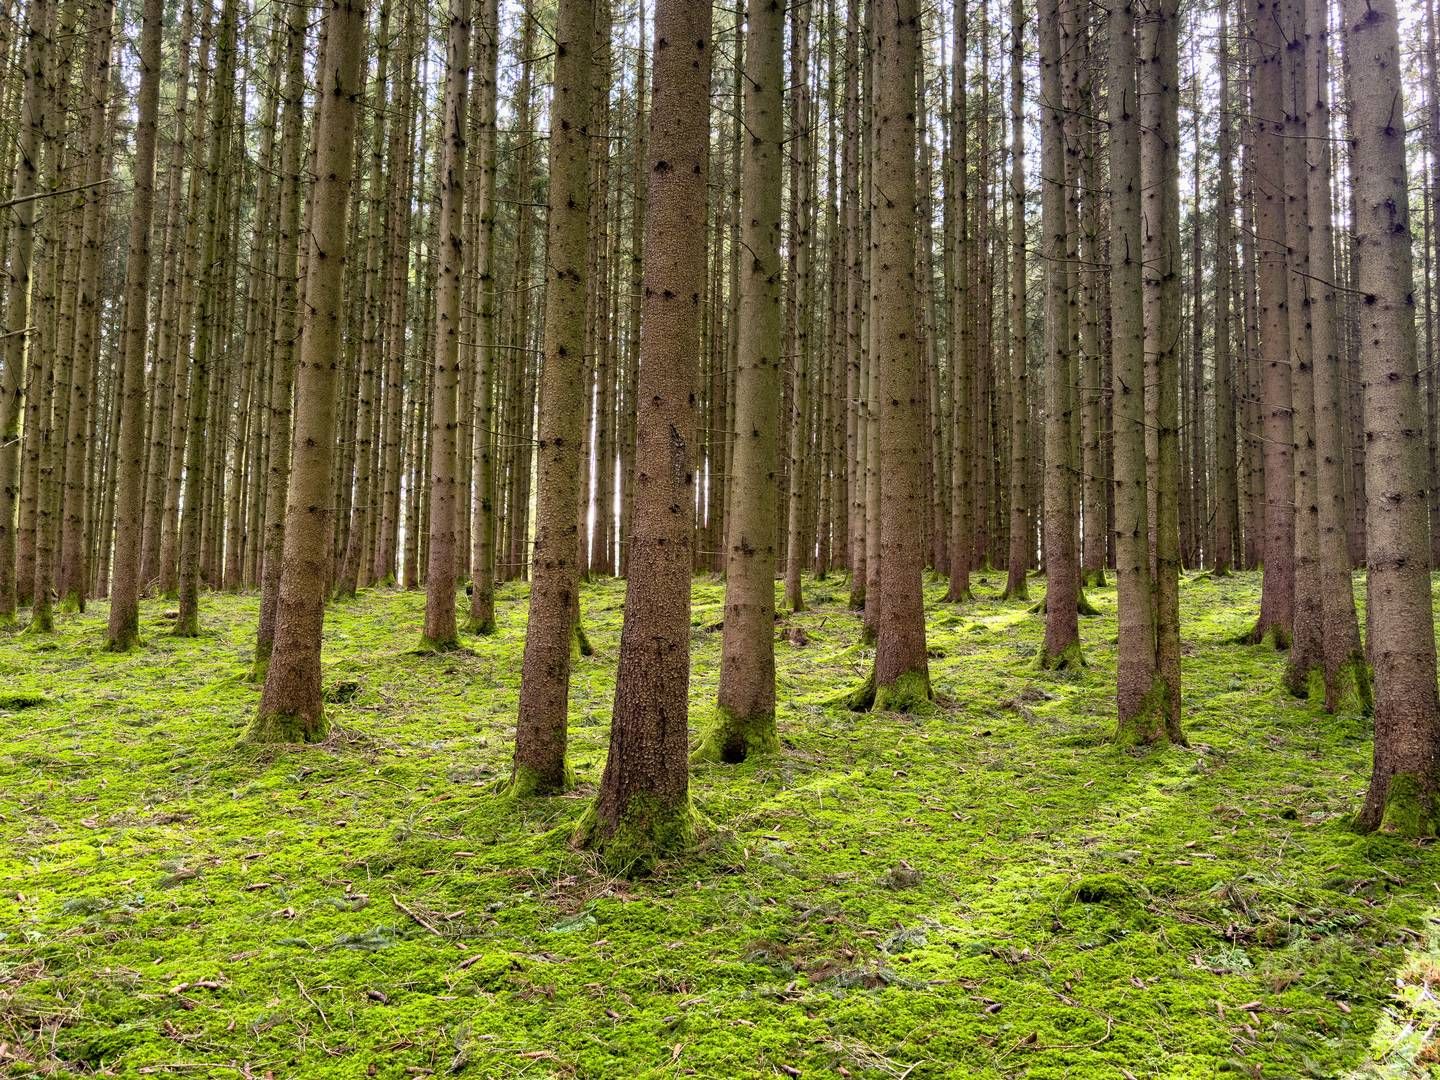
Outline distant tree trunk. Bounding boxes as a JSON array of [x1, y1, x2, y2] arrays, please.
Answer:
[[1038, 0, 1080, 670], [1212, 0, 1238, 576], [855, 0, 930, 710], [700, 0, 784, 764], [1283, 0, 1324, 698], [947, 0, 973, 604], [467, 0, 499, 634], [1247, 0, 1295, 647], [253, 0, 307, 680], [577, 0, 710, 871], [784, 0, 812, 613], [104, 0, 158, 649], [176, 0, 239, 638], [421, 0, 471, 650], [509, 0, 595, 795], [1002, 0, 1029, 601], [1344, 0, 1440, 834], [844, 0, 866, 608], [1304, 0, 1366, 712], [250, 0, 367, 742], [0, 0, 49, 625]]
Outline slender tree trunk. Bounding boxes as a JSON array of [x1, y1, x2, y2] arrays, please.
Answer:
[[1248, 0, 1295, 647], [1003, 0, 1029, 600], [250, 0, 367, 742], [700, 0, 785, 763], [104, 0, 159, 649], [1038, 0, 1080, 670], [510, 0, 595, 794], [0, 0, 48, 625], [421, 0, 471, 649], [467, 0, 499, 634], [1213, 0, 1238, 576]]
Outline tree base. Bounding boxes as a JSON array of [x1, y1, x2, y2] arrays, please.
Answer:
[[946, 585, 975, 604], [846, 669, 933, 713], [466, 616, 497, 636], [244, 710, 328, 745], [691, 706, 779, 764], [1284, 659, 1325, 702], [105, 628, 142, 654], [1238, 621, 1290, 650], [60, 593, 85, 614], [417, 634, 461, 654], [573, 622, 594, 658], [1358, 773, 1438, 837], [503, 761, 575, 799], [1082, 569, 1107, 589], [1038, 640, 1085, 672], [1076, 590, 1099, 617], [1210, 566, 1233, 579], [1327, 654, 1372, 716], [572, 793, 700, 876], [1114, 677, 1180, 748]]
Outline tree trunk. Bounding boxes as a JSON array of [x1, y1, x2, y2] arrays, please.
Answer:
[[1344, 0, 1440, 834], [578, 0, 710, 871], [510, 0, 595, 794], [700, 0, 785, 764], [250, 0, 367, 742]]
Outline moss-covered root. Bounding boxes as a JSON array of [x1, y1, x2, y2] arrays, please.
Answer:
[[243, 710, 328, 745], [1038, 641, 1085, 672], [416, 633, 461, 653], [1113, 678, 1176, 748], [1284, 658, 1325, 702], [1082, 568, 1107, 588], [573, 794, 700, 875], [691, 707, 779, 764], [1362, 773, 1440, 837], [1235, 620, 1291, 650], [874, 670, 933, 713], [845, 669, 933, 713], [573, 621, 594, 658], [466, 615, 497, 636], [502, 761, 575, 799], [1076, 589, 1100, 617], [946, 585, 975, 604], [1325, 654, 1373, 716]]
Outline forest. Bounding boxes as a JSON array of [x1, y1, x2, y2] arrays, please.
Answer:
[[3, 0, 1440, 1073]]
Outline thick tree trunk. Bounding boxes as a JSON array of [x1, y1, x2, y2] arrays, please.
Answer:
[[1344, 0, 1440, 834], [854, 0, 931, 711], [578, 0, 710, 871]]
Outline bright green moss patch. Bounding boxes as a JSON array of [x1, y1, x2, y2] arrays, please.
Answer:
[[692, 704, 780, 763], [1, 571, 1438, 1075]]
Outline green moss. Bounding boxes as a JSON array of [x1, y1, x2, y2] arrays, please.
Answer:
[[465, 614, 497, 636], [1329, 654, 1373, 717], [243, 709, 327, 745], [572, 793, 700, 875], [0, 571, 1434, 1077], [503, 760, 575, 798], [1076, 589, 1100, 617], [1377, 774, 1438, 838], [873, 669, 933, 713], [416, 633, 461, 653], [691, 705, 779, 763], [1038, 639, 1085, 672], [1113, 676, 1175, 748], [1083, 568, 1108, 588], [573, 621, 593, 658]]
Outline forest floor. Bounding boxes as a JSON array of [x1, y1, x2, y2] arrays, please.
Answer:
[[1, 570, 1439, 1078]]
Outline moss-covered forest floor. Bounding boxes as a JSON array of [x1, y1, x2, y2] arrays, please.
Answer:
[[2, 571, 1439, 1078]]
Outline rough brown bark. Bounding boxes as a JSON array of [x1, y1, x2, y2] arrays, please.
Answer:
[[577, 0, 710, 871], [701, 0, 784, 763], [1344, 0, 1440, 834], [250, 0, 367, 742], [104, 0, 158, 649], [510, 0, 595, 794]]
